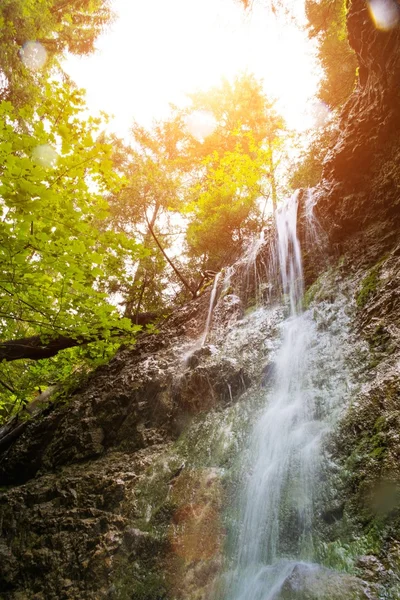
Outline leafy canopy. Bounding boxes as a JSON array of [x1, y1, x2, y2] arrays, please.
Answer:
[[0, 3, 288, 422], [0, 0, 113, 104], [181, 74, 285, 270], [306, 0, 357, 110]]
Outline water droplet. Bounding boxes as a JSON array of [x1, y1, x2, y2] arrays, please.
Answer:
[[20, 41, 47, 70], [32, 144, 58, 168], [185, 110, 217, 142], [368, 0, 400, 31]]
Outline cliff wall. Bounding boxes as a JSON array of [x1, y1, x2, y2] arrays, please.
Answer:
[[1, 2, 400, 599]]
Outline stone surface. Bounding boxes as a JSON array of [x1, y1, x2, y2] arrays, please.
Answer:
[[2, 1, 400, 598], [275, 563, 375, 600]]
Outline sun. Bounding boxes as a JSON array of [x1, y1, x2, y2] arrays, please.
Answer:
[[64, 0, 320, 136]]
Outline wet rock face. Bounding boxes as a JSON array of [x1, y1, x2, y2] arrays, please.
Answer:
[[0, 290, 248, 486], [309, 246, 400, 597], [0, 447, 171, 600], [1, 4, 400, 600], [275, 563, 375, 600], [307, 0, 400, 262], [0, 273, 279, 599]]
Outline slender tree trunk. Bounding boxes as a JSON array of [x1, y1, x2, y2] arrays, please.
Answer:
[[268, 140, 277, 213], [134, 274, 147, 324], [259, 191, 270, 232], [145, 212, 196, 297], [123, 204, 160, 318]]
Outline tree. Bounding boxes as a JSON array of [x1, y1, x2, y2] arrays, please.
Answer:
[[107, 75, 286, 301], [184, 142, 266, 269], [0, 65, 283, 422], [238, 0, 357, 110], [0, 0, 113, 105], [0, 81, 144, 419], [180, 74, 285, 270], [107, 118, 197, 320], [289, 122, 339, 190], [306, 0, 357, 110]]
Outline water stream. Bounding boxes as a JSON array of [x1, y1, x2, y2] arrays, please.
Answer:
[[202, 271, 222, 346], [223, 192, 354, 599]]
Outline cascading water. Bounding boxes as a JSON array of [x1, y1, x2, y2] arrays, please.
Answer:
[[223, 192, 355, 599], [202, 271, 221, 346]]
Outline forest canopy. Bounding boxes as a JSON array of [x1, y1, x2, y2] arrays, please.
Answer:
[[0, 0, 357, 421]]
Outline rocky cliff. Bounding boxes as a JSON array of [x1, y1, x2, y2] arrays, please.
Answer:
[[1, 1, 400, 599]]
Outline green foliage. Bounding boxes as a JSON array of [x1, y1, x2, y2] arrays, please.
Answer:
[[109, 74, 286, 292], [0, 81, 140, 338], [107, 118, 191, 313], [290, 0, 357, 192], [0, 79, 145, 420], [0, 4, 286, 423], [356, 266, 381, 308], [185, 142, 264, 268], [0, 0, 136, 421], [181, 74, 285, 270], [0, 339, 122, 422], [306, 0, 358, 110], [315, 533, 381, 573], [290, 123, 339, 190], [0, 0, 113, 105]]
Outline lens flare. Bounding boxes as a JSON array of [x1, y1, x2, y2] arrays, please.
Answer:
[[32, 144, 58, 168], [367, 0, 400, 31], [20, 41, 47, 70], [185, 110, 217, 141]]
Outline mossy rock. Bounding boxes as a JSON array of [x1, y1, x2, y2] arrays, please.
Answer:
[[356, 260, 385, 308], [112, 565, 168, 600], [275, 563, 374, 600]]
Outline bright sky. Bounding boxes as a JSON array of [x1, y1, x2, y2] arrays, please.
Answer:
[[64, 0, 321, 137]]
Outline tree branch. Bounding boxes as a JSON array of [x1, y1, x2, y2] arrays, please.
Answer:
[[0, 312, 160, 362], [145, 213, 196, 298], [0, 334, 89, 362]]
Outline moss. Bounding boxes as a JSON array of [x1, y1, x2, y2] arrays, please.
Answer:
[[198, 278, 215, 296], [316, 538, 368, 573], [369, 446, 386, 458], [374, 415, 386, 431], [356, 266, 380, 308], [244, 300, 257, 315], [367, 323, 395, 357], [304, 279, 321, 308], [303, 267, 336, 309], [221, 285, 233, 298], [112, 559, 168, 600], [152, 500, 179, 526]]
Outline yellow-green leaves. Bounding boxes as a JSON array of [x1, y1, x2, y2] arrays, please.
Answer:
[[0, 78, 143, 418]]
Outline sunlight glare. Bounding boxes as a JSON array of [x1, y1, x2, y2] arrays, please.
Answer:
[[185, 111, 217, 141], [20, 41, 47, 70], [64, 0, 319, 136], [367, 0, 400, 30], [32, 144, 58, 168], [309, 100, 331, 128]]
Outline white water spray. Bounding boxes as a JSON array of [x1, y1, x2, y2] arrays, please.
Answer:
[[225, 192, 353, 599]]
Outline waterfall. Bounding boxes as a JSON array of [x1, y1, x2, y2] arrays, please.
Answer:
[[275, 190, 303, 314], [221, 265, 235, 296], [224, 192, 351, 599], [202, 271, 221, 346]]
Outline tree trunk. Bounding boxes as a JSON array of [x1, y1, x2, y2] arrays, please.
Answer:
[[0, 313, 160, 362], [0, 335, 87, 362], [268, 140, 277, 213], [123, 204, 160, 319], [145, 212, 196, 298]]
